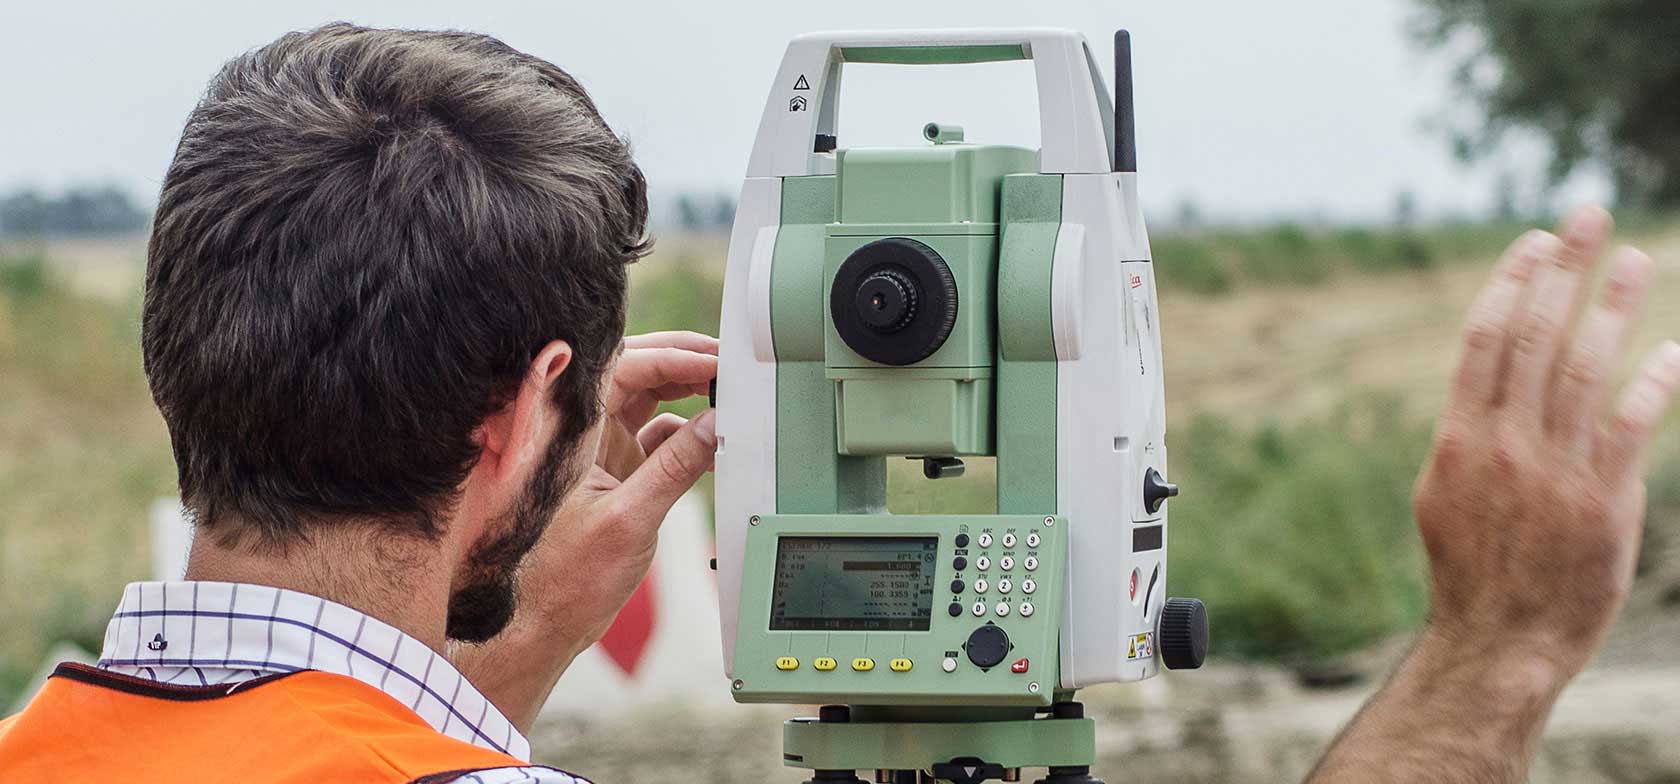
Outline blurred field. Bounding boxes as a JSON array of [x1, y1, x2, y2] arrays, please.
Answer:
[[4, 219, 1680, 709]]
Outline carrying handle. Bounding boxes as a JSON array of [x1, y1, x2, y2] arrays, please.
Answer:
[[745, 28, 1129, 177]]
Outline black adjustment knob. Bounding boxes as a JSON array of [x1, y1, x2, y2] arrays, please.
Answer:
[[829, 237, 958, 366], [1158, 597, 1209, 670], [1143, 468, 1179, 513], [965, 623, 1010, 669]]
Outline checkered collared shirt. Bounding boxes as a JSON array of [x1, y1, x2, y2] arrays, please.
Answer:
[[97, 581, 586, 784]]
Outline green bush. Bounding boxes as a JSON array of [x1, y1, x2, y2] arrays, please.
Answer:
[[1236, 224, 1333, 286], [1155, 237, 1232, 295], [1169, 398, 1434, 661], [0, 251, 49, 298]]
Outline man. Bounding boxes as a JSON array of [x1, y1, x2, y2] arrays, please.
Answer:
[[0, 23, 1673, 784], [0, 23, 718, 783]]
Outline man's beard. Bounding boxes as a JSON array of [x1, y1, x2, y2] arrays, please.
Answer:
[[445, 426, 589, 643]]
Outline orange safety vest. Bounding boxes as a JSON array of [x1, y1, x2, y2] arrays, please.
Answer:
[[0, 663, 534, 782]]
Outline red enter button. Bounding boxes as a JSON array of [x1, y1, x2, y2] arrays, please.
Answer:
[[1010, 658, 1029, 674]]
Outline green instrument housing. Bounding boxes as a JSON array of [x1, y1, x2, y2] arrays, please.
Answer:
[[731, 514, 1066, 707], [825, 144, 1037, 457], [744, 145, 1071, 712]]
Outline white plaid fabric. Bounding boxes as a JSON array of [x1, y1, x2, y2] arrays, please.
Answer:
[[97, 581, 586, 784]]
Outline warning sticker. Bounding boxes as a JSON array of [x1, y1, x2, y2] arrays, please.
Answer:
[[1126, 632, 1154, 661]]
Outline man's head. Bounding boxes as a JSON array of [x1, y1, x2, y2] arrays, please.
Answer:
[[142, 23, 648, 641]]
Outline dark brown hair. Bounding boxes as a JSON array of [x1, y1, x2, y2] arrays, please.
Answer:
[[142, 23, 649, 546]]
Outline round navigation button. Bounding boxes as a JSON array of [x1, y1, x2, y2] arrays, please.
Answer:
[[965, 624, 1010, 669]]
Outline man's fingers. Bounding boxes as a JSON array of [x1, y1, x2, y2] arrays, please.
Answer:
[[623, 331, 719, 354], [1601, 341, 1680, 482], [1504, 207, 1612, 415], [609, 348, 718, 423], [1547, 247, 1654, 444], [612, 348, 718, 394], [617, 408, 718, 522], [1448, 230, 1552, 414], [636, 412, 688, 455]]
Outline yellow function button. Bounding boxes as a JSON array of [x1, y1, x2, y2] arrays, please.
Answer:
[[851, 657, 875, 672], [813, 657, 838, 671], [775, 657, 799, 671], [889, 658, 913, 672]]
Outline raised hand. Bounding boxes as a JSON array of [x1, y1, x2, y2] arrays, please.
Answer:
[[1310, 206, 1679, 783]]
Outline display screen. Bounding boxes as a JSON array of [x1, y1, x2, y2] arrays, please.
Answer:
[[770, 536, 938, 631]]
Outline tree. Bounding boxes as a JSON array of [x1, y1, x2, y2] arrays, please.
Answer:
[[673, 194, 705, 231], [0, 185, 148, 236], [1416, 0, 1680, 206]]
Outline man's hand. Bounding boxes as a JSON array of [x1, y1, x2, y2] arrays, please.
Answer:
[[454, 331, 719, 732], [1310, 207, 1680, 782]]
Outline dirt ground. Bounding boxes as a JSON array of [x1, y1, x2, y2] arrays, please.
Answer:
[[530, 643, 1680, 783]]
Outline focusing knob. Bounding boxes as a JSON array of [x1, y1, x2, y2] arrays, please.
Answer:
[[1143, 468, 1179, 514], [829, 237, 958, 366], [1158, 597, 1209, 670], [855, 268, 918, 333], [965, 623, 1010, 669]]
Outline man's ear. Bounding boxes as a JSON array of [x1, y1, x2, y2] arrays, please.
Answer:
[[477, 340, 574, 482]]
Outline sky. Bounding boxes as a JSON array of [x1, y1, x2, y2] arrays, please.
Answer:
[[0, 0, 1611, 226]]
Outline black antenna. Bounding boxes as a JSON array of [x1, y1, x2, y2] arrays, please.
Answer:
[[1114, 30, 1137, 173]]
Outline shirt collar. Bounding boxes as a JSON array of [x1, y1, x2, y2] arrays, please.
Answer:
[[99, 581, 531, 760]]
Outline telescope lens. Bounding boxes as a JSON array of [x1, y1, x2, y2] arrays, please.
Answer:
[[855, 269, 917, 333]]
